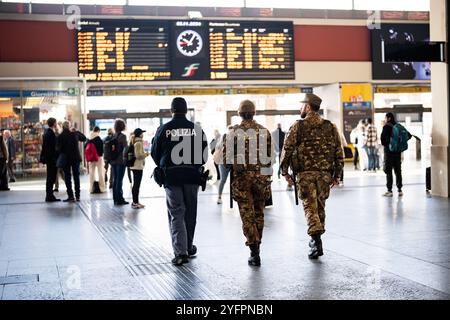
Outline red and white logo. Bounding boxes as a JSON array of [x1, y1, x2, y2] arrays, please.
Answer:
[[182, 63, 200, 77]]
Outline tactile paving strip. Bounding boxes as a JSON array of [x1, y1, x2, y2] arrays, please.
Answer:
[[78, 201, 217, 300]]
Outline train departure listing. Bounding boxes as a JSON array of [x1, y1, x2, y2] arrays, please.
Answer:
[[78, 20, 171, 81], [77, 19, 295, 81]]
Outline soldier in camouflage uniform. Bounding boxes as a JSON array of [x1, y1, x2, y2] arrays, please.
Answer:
[[223, 100, 274, 266], [280, 93, 344, 259]]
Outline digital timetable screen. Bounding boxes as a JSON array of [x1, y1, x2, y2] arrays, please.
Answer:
[[77, 19, 295, 82], [208, 21, 295, 80], [78, 20, 171, 81]]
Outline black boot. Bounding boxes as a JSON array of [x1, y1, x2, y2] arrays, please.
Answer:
[[308, 235, 323, 259], [248, 244, 261, 266]]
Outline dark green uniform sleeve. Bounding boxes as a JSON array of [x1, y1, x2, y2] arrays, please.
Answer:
[[279, 121, 299, 176], [332, 124, 344, 180]]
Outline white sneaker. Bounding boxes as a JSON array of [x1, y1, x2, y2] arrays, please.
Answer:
[[398, 191, 404, 197], [383, 191, 393, 197], [217, 198, 222, 204]]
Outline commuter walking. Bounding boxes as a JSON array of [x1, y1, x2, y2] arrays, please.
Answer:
[[151, 97, 208, 266], [0, 131, 9, 191], [280, 93, 344, 259], [350, 120, 367, 170], [215, 126, 233, 204], [223, 100, 274, 266], [56, 121, 86, 202], [364, 118, 378, 172], [210, 129, 222, 181], [130, 128, 149, 209], [272, 123, 286, 179], [2, 130, 16, 182], [381, 112, 412, 197], [339, 129, 348, 186], [103, 128, 115, 189], [109, 119, 128, 205], [53, 122, 64, 192], [40, 117, 59, 201], [86, 126, 106, 193]]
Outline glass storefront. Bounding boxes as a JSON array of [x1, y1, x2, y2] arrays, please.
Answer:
[[0, 80, 84, 177]]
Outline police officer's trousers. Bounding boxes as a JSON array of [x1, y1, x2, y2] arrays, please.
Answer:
[[165, 184, 199, 256]]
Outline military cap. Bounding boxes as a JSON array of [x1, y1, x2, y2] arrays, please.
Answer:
[[300, 93, 322, 108], [238, 100, 256, 114]]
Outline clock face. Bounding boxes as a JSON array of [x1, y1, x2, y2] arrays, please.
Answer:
[[176, 30, 203, 57]]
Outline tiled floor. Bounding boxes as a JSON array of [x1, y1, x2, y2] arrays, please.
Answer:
[[0, 167, 449, 300]]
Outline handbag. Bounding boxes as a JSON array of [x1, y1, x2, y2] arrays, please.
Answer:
[[56, 153, 67, 168]]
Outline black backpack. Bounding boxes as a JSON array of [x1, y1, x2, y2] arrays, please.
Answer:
[[105, 135, 120, 161], [123, 143, 136, 167]]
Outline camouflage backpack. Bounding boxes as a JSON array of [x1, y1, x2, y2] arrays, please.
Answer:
[[290, 119, 336, 174]]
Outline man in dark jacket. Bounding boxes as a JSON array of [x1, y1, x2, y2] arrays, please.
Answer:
[[380, 112, 411, 197], [151, 97, 208, 266], [0, 130, 9, 191], [57, 121, 86, 202], [41, 118, 60, 201], [272, 124, 286, 180], [3, 130, 16, 182]]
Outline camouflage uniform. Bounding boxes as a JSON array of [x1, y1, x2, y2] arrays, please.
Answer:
[[280, 112, 343, 236], [223, 119, 273, 246]]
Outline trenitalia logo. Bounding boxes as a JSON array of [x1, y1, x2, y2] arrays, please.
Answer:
[[181, 63, 200, 77]]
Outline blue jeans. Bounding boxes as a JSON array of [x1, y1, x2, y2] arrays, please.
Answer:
[[63, 162, 80, 199], [112, 164, 126, 203], [218, 165, 231, 196], [366, 146, 377, 170]]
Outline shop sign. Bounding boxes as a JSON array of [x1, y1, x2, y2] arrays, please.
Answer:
[[87, 90, 103, 96], [0, 90, 20, 98], [343, 102, 372, 110], [67, 88, 80, 96], [341, 84, 373, 103], [23, 90, 77, 97], [341, 84, 374, 143], [375, 86, 431, 94], [232, 88, 301, 95], [167, 89, 227, 96]]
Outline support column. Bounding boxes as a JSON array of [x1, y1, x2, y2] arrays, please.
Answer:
[[430, 0, 449, 197]]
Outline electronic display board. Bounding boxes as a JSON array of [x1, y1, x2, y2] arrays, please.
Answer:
[[78, 19, 171, 81], [77, 19, 295, 81], [371, 23, 431, 80], [208, 21, 295, 80]]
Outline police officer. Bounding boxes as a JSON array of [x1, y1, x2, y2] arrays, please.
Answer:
[[280, 93, 343, 259], [151, 97, 208, 266], [223, 100, 273, 266]]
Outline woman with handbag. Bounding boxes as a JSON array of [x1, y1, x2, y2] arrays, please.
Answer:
[[130, 128, 149, 209]]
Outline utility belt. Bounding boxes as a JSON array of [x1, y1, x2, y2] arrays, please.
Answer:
[[152, 165, 209, 191]]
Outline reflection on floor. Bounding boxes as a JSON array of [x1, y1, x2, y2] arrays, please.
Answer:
[[0, 169, 449, 300]]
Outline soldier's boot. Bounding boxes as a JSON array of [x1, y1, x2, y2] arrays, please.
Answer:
[[308, 235, 322, 259], [248, 244, 261, 266]]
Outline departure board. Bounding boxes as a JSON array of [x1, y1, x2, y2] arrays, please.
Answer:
[[78, 20, 171, 81], [208, 21, 295, 80], [77, 19, 295, 81]]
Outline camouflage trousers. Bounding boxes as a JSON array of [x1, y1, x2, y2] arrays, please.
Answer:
[[232, 172, 272, 246], [297, 171, 332, 236]]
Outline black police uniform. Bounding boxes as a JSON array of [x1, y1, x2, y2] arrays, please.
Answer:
[[151, 109, 208, 263]]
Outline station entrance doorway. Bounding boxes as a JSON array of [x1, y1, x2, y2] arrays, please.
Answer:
[[87, 109, 195, 149]]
